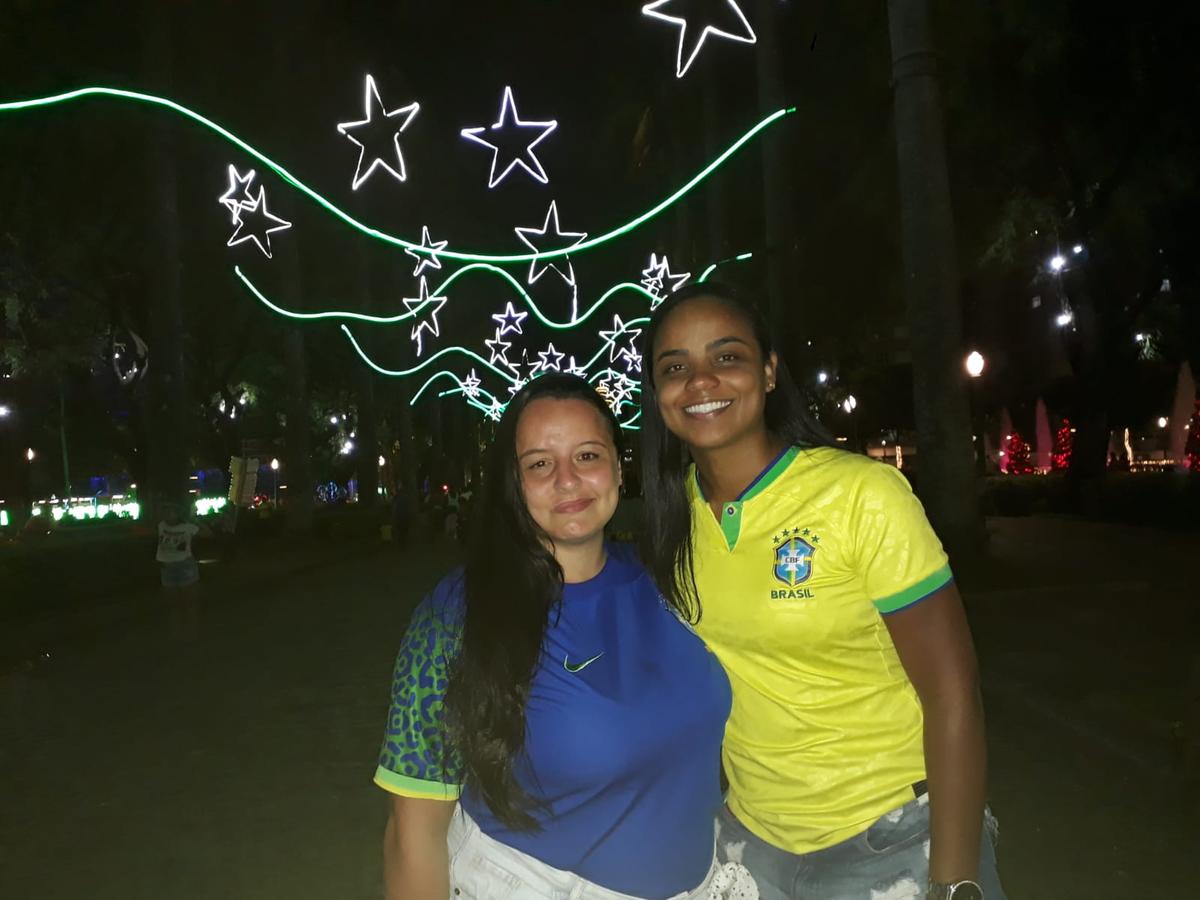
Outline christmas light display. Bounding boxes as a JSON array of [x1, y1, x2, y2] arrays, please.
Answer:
[[401, 277, 449, 356], [1052, 418, 1073, 471], [492, 301, 529, 336], [460, 85, 558, 188], [227, 186, 292, 258], [0, 87, 793, 263], [484, 329, 515, 369], [1005, 431, 1034, 475], [515, 200, 587, 286], [336, 74, 420, 189], [642, 0, 758, 78], [536, 342, 566, 373], [218, 164, 257, 221], [406, 225, 447, 277], [641, 252, 690, 306], [599, 315, 644, 363]]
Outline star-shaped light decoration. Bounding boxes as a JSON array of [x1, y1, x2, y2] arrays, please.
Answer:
[[227, 186, 292, 259], [218, 165, 257, 223], [484, 329, 514, 368], [619, 345, 643, 374], [608, 372, 639, 406], [507, 378, 529, 398], [405, 225, 448, 278], [515, 200, 587, 286], [535, 342, 565, 373], [641, 0, 758, 78], [491, 301, 529, 336], [461, 369, 482, 399], [641, 252, 691, 307], [460, 86, 558, 188], [401, 277, 448, 356], [564, 356, 588, 378], [509, 350, 540, 385], [599, 315, 644, 363], [485, 398, 505, 421], [336, 74, 421, 190]]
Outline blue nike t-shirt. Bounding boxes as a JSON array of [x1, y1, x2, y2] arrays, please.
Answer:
[[374, 544, 731, 898]]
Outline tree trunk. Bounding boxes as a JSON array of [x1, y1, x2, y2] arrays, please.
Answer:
[[282, 321, 313, 534], [887, 0, 983, 554], [142, 2, 189, 514], [754, 0, 797, 333]]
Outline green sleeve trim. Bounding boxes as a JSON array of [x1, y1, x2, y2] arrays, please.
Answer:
[[872, 565, 953, 614], [373, 765, 461, 801]]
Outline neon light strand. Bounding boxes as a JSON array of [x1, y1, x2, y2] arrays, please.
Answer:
[[460, 86, 557, 188], [341, 326, 517, 383], [336, 74, 420, 189], [236, 263, 659, 329], [697, 250, 754, 282], [0, 87, 792, 261], [642, 0, 758, 78]]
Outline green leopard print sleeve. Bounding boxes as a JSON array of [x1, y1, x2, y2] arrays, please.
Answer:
[[373, 595, 464, 799]]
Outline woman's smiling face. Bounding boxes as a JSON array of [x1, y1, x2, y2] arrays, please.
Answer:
[[651, 296, 777, 452]]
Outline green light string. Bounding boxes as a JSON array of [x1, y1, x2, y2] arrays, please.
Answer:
[[697, 250, 754, 283], [0, 86, 794, 262], [340, 326, 517, 382]]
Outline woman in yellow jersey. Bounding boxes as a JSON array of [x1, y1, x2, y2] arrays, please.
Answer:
[[637, 283, 1006, 900]]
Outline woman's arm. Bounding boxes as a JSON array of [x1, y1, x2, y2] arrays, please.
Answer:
[[383, 795, 457, 900], [884, 582, 987, 889]]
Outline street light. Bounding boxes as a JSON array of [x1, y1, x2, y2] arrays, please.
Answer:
[[965, 351, 986, 378], [817, 370, 829, 384], [1049, 254, 1067, 272], [841, 395, 858, 414], [26, 447, 35, 462], [1072, 244, 1084, 255], [0, 404, 9, 418], [270, 458, 280, 506], [1157, 417, 1168, 429], [1055, 311, 1074, 327]]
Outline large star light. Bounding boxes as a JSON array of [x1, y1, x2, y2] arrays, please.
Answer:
[[405, 225, 448, 277], [491, 301, 529, 336], [218, 165, 257, 222], [535, 342, 565, 373], [485, 329, 514, 368], [401, 277, 448, 356], [515, 200, 588, 286], [599, 315, 644, 363], [641, 253, 691, 307], [642, 0, 758, 78], [460, 86, 558, 188], [227, 186, 292, 258], [337, 74, 421, 190]]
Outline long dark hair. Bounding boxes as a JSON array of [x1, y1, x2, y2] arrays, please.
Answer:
[[445, 373, 621, 831], [638, 281, 834, 623]]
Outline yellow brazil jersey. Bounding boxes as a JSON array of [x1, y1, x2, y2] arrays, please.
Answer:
[[689, 445, 952, 853]]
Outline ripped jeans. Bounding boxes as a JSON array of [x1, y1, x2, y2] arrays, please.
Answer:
[[716, 796, 1007, 900]]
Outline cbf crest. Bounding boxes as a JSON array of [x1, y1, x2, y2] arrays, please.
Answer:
[[772, 527, 819, 587]]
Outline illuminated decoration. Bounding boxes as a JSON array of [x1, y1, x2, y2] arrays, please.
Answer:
[[486, 398, 505, 422], [111, 329, 149, 386], [515, 201, 587, 286], [697, 250, 753, 283], [336, 74, 420, 190], [619, 345, 643, 374], [599, 315, 644, 363], [218, 164, 257, 222], [460, 86, 557, 188], [0, 86, 792, 263], [642, 0, 758, 78], [484, 329, 515, 369], [401, 277, 449, 356], [227, 186, 292, 258], [965, 350, 985, 378], [1005, 431, 1033, 475], [492, 301, 529, 336], [1186, 399, 1200, 472], [641, 252, 690, 306], [565, 356, 587, 378], [0, 509, 7, 527], [1051, 418, 1073, 471], [461, 369, 482, 399], [406, 225, 447, 277], [535, 342, 565, 373]]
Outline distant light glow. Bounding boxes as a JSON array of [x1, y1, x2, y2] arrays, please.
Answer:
[[340, 440, 355, 455], [26, 447, 35, 461], [378, 455, 386, 467], [1049, 254, 1067, 272], [817, 371, 828, 384], [1157, 417, 1168, 428], [0, 404, 9, 417], [270, 458, 280, 470], [842, 395, 858, 413], [965, 351, 985, 378], [1072, 244, 1083, 254], [1056, 311, 1074, 327]]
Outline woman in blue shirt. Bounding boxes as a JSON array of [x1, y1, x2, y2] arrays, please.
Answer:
[[375, 374, 738, 899]]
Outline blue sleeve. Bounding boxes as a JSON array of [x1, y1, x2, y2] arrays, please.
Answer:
[[373, 576, 465, 800]]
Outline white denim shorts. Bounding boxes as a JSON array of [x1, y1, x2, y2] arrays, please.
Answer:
[[447, 807, 759, 900]]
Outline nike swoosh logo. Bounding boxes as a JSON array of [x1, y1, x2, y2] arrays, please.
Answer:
[[563, 652, 604, 673]]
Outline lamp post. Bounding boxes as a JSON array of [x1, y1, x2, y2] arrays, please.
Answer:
[[965, 351, 986, 473], [270, 458, 280, 507]]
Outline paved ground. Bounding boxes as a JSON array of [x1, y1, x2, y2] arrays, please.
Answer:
[[1, 519, 1197, 899]]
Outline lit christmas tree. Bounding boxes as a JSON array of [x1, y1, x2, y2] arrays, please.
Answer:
[[1006, 430, 1034, 475], [1052, 418, 1073, 470], [1186, 398, 1200, 473]]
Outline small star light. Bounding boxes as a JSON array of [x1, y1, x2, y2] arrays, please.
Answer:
[[227, 186, 292, 258], [460, 86, 558, 188], [619, 345, 643, 374], [510, 350, 540, 385], [336, 74, 420, 190], [485, 329, 514, 368], [218, 165, 257, 223], [642, 0, 758, 79], [486, 399, 505, 421], [461, 369, 482, 399], [536, 342, 566, 373], [401, 277, 448, 356], [564, 356, 588, 378], [405, 225, 447, 278], [609, 372, 638, 404], [491, 301, 529, 336], [641, 253, 690, 307], [600, 315, 644, 362], [515, 201, 588, 286]]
